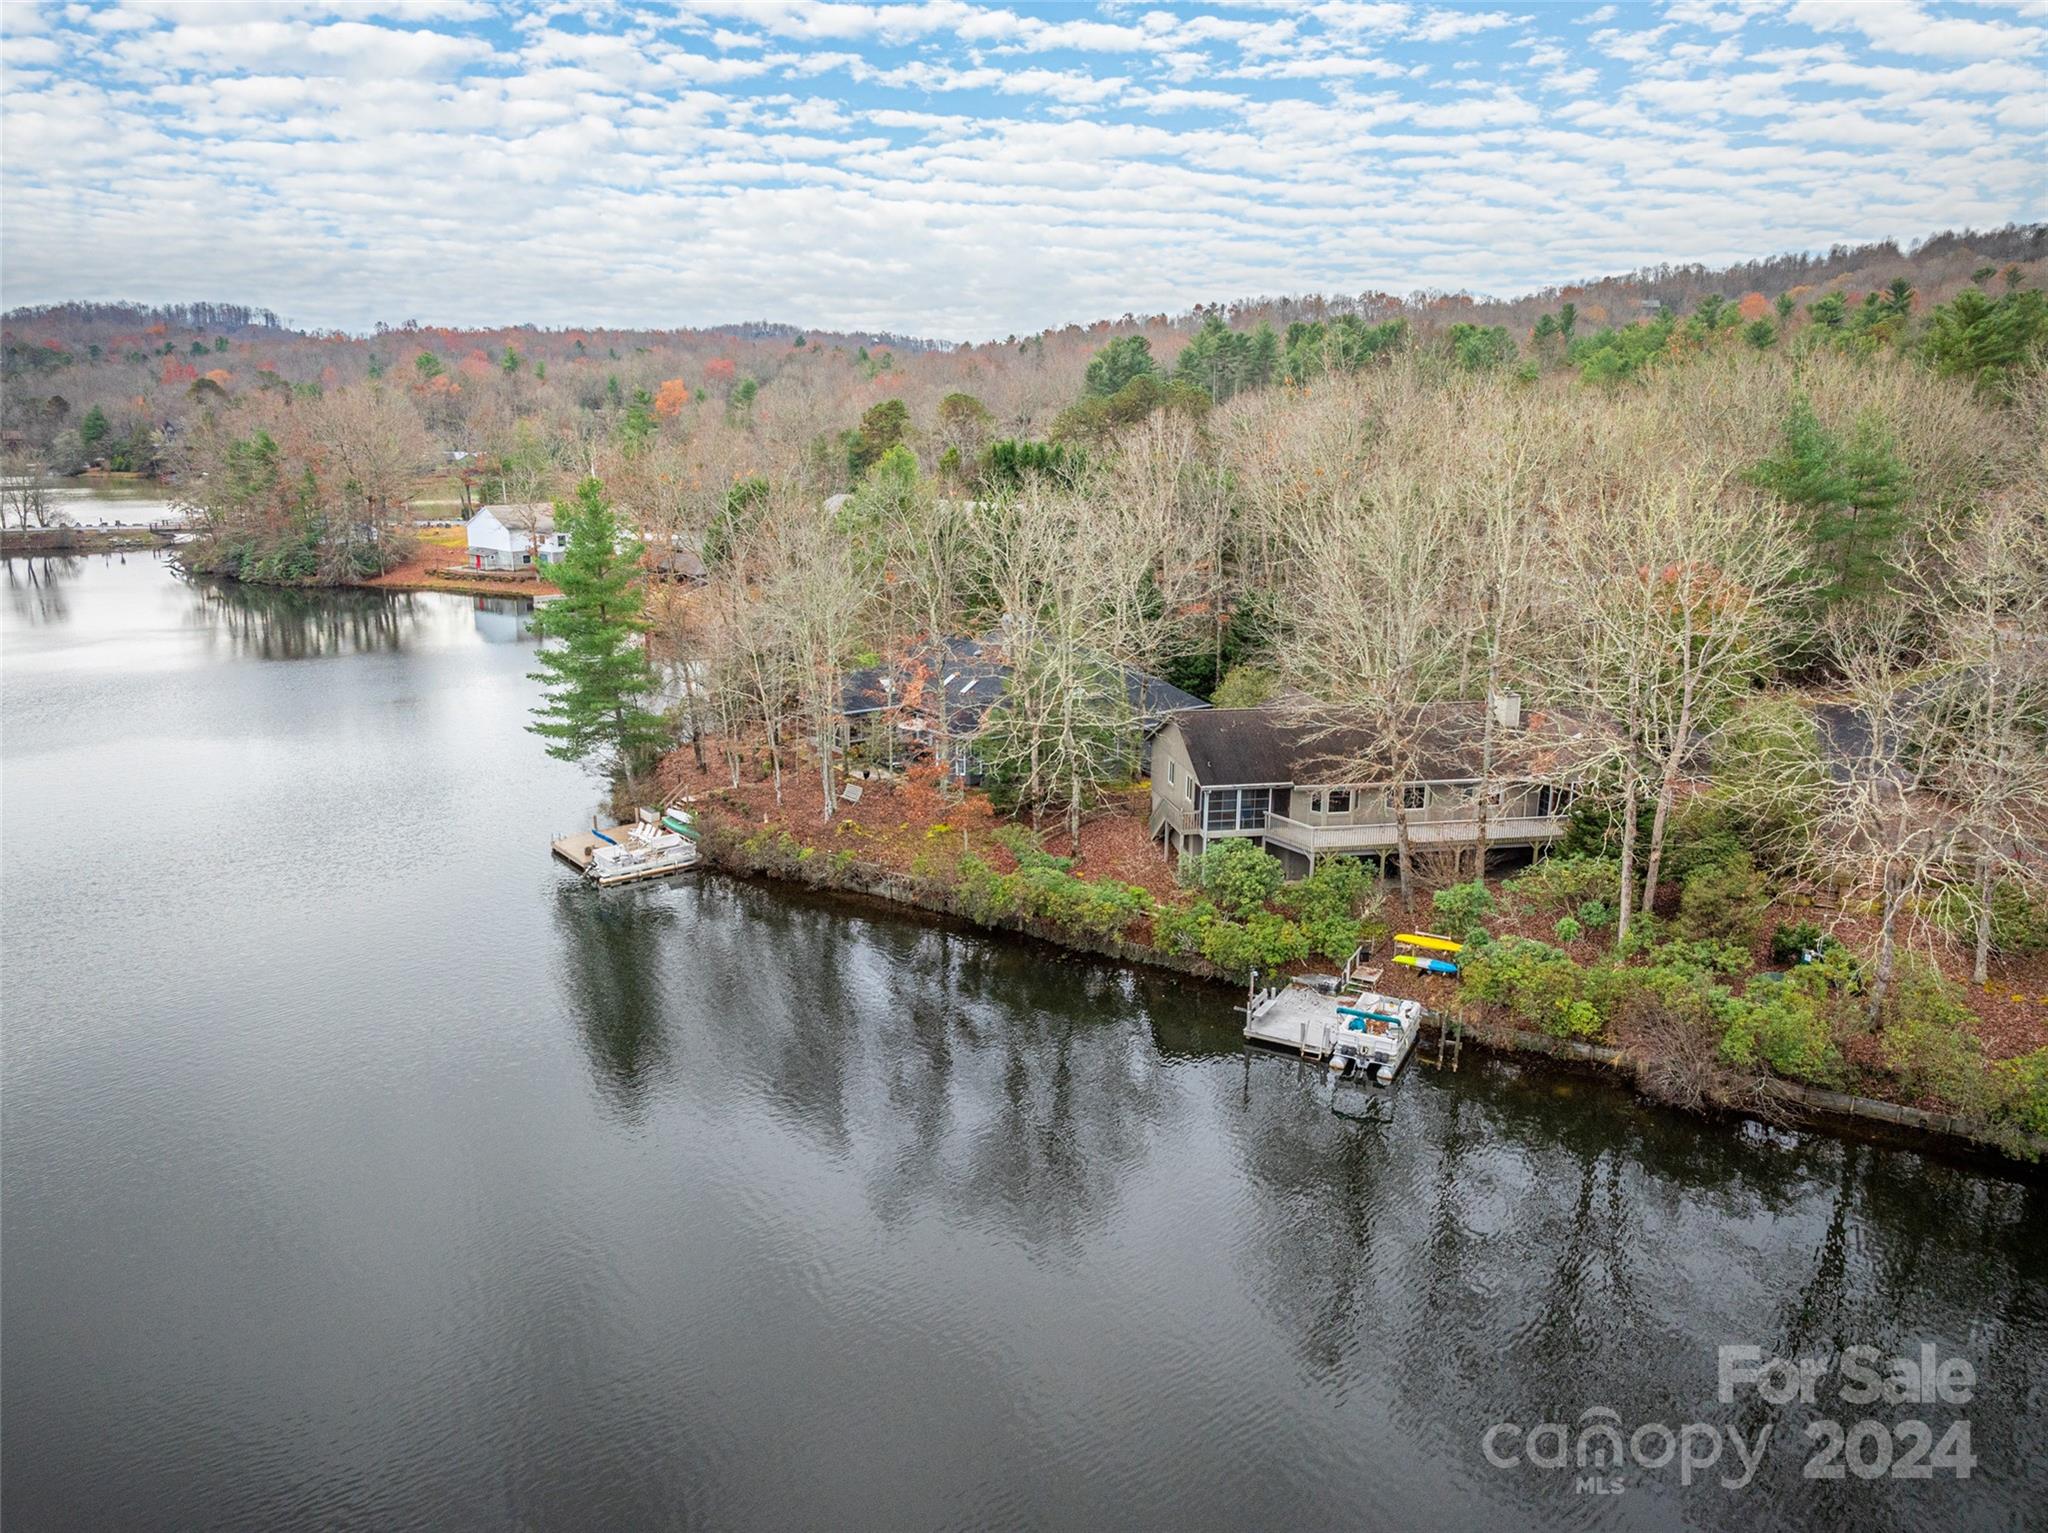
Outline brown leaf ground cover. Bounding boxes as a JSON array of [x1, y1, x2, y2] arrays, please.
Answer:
[[361, 526, 562, 597]]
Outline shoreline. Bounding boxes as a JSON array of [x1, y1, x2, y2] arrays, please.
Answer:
[[694, 821, 2048, 1172], [1, 526, 174, 555]]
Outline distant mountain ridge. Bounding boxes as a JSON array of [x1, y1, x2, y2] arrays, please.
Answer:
[[4, 222, 2042, 346]]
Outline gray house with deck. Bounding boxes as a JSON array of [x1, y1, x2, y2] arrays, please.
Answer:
[[1148, 696, 1582, 878]]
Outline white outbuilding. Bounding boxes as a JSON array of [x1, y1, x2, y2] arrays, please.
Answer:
[[465, 503, 566, 570]]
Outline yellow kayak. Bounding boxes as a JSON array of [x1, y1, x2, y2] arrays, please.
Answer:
[[1394, 931, 1464, 954]]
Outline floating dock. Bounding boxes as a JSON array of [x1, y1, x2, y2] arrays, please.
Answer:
[[551, 809, 701, 886], [1244, 985, 1352, 1059]]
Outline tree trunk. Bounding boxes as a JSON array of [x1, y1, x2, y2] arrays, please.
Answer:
[[1392, 799, 1416, 916], [1639, 654, 1697, 918], [1869, 858, 1902, 1023], [683, 666, 706, 773], [1639, 766, 1679, 920], [818, 717, 836, 821], [1972, 851, 1994, 987], [1474, 649, 1499, 881], [1615, 782, 1640, 947]]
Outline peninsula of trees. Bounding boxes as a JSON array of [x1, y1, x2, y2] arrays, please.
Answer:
[[4, 224, 2045, 1155]]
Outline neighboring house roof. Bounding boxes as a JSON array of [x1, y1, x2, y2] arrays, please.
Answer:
[[1131, 671, 1208, 722], [477, 502, 556, 534], [1168, 702, 1587, 787], [653, 545, 706, 579], [844, 635, 1208, 738], [1809, 702, 1883, 785], [843, 636, 1010, 734]]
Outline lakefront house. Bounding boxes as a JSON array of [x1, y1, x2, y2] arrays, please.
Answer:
[[466, 503, 566, 570], [1148, 695, 1585, 878]]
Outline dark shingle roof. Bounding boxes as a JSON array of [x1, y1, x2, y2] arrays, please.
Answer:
[[845, 636, 1207, 735], [1170, 702, 1584, 787]]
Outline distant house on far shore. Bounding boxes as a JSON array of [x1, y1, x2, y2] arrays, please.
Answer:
[[466, 503, 564, 569]]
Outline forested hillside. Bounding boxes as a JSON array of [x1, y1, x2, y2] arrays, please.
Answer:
[[4, 222, 2045, 1146]]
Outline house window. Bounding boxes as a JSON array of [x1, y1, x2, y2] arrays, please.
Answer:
[[1309, 791, 1322, 814], [1203, 788, 1271, 831], [1328, 789, 1351, 814], [1167, 760, 1177, 786], [1184, 776, 1193, 804], [1401, 784, 1428, 811]]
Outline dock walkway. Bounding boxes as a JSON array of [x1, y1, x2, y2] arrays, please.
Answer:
[[550, 828, 611, 872], [1244, 987, 1345, 1059]]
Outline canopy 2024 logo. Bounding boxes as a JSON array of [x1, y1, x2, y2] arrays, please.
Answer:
[[1480, 1343, 1977, 1494]]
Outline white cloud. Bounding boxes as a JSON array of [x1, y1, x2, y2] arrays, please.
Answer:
[[0, 0, 2039, 336], [1788, 0, 2044, 58], [1409, 9, 1521, 42]]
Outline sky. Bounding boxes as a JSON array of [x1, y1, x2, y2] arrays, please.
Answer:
[[0, 0, 2043, 340]]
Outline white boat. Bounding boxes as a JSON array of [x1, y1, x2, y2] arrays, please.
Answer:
[[1242, 980, 1425, 1086]]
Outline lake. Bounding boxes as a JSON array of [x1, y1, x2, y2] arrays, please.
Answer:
[[3, 547, 2043, 1531]]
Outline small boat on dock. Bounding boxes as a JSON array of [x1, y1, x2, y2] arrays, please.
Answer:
[[551, 807, 701, 886], [1242, 968, 1425, 1085]]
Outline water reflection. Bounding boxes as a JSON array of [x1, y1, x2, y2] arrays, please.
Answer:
[[9, 554, 2043, 1531], [3, 556, 83, 625], [472, 596, 534, 645], [637, 883, 2048, 1526], [550, 884, 678, 1119], [186, 580, 420, 661]]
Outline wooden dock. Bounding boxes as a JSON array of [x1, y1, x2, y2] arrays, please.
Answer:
[[1244, 987, 1346, 1060], [551, 822, 701, 885], [550, 828, 612, 872]]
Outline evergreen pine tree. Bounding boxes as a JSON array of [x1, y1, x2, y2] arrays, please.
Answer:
[[528, 477, 668, 778], [1749, 396, 1906, 608]]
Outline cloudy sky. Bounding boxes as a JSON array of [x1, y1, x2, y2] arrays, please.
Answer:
[[0, 0, 2042, 339]]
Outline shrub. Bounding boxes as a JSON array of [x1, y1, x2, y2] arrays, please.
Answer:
[[1152, 898, 1208, 955], [1677, 856, 1768, 944], [1662, 799, 1750, 888], [956, 853, 1152, 938], [955, 853, 1016, 923], [1210, 665, 1277, 709], [1198, 837, 1284, 918], [1930, 879, 2048, 959], [1277, 858, 1381, 963], [1156, 899, 1307, 976], [1458, 937, 1599, 1040], [1556, 798, 1623, 859], [1554, 915, 1583, 944], [1577, 899, 1615, 932], [1508, 855, 1620, 914], [1719, 985, 1846, 1088], [1877, 958, 1990, 1113], [1649, 937, 1752, 981], [1992, 1050, 2048, 1141], [994, 822, 1073, 872], [1431, 879, 1496, 940], [1617, 912, 1664, 958], [1769, 920, 1825, 966]]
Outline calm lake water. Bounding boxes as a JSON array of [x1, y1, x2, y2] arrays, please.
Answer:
[[3, 549, 2044, 1532]]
